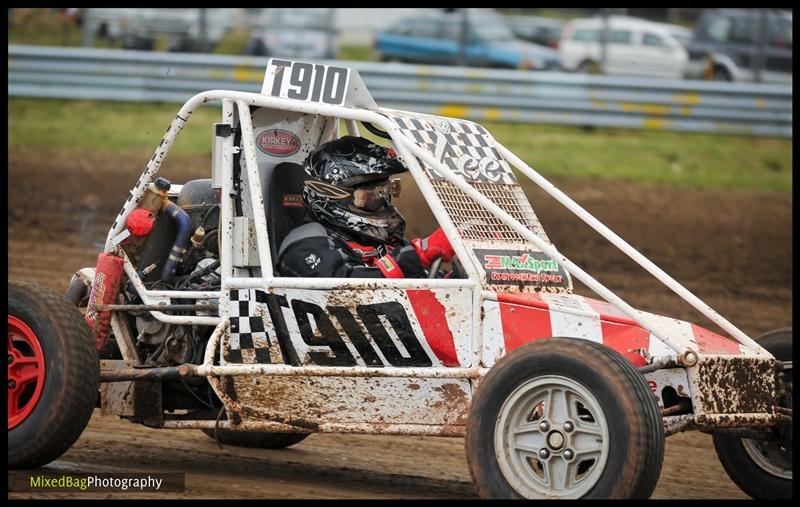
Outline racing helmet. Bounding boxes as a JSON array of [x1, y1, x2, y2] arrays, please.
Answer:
[[302, 136, 407, 245]]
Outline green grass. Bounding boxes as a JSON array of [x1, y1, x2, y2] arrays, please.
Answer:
[[482, 122, 792, 192], [8, 98, 791, 193], [9, 98, 220, 156], [338, 45, 376, 62]]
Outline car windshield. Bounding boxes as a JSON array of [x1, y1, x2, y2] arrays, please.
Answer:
[[265, 9, 331, 31], [670, 33, 691, 46], [470, 22, 516, 41]]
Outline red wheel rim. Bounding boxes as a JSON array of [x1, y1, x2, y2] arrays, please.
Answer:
[[8, 315, 46, 430]]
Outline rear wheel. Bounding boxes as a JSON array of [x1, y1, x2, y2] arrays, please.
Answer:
[[8, 280, 99, 469], [466, 337, 664, 499], [711, 65, 732, 82], [201, 428, 309, 449], [712, 328, 792, 499], [577, 60, 602, 74]]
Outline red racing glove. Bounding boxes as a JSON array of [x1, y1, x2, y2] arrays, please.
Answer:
[[411, 227, 455, 269]]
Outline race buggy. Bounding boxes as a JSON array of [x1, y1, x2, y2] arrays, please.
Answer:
[[8, 58, 792, 499]]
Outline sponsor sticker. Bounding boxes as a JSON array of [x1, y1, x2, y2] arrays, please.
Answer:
[[305, 253, 321, 270], [475, 249, 570, 288], [85, 273, 106, 322], [281, 194, 304, 208], [256, 129, 301, 157], [378, 256, 395, 271]]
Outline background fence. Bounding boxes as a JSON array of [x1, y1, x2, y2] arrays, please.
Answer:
[[8, 44, 792, 138]]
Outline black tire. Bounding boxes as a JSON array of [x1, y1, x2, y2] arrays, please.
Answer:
[[201, 428, 309, 449], [711, 66, 731, 82], [577, 60, 602, 74], [712, 328, 792, 499], [244, 39, 266, 56], [466, 337, 664, 499], [8, 280, 99, 469], [64, 277, 90, 307]]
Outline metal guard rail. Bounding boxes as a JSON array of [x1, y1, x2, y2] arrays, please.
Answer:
[[8, 44, 792, 138]]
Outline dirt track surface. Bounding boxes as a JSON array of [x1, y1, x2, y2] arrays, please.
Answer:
[[8, 149, 791, 499]]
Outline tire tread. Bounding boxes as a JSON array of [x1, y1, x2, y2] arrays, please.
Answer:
[[9, 280, 99, 469]]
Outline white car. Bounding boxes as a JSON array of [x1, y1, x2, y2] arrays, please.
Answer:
[[559, 16, 688, 79]]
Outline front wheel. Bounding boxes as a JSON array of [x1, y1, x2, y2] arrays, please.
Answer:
[[466, 337, 664, 499], [712, 328, 792, 499], [8, 280, 99, 469]]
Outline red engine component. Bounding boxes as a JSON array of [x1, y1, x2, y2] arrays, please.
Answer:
[[85, 252, 124, 351], [126, 208, 156, 237]]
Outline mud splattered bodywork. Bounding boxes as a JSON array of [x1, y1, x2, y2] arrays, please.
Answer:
[[688, 356, 778, 416]]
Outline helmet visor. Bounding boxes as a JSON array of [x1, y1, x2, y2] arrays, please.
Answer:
[[352, 178, 402, 211]]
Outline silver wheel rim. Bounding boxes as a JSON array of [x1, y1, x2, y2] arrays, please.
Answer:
[[742, 360, 792, 480], [494, 375, 610, 499], [742, 438, 792, 479]]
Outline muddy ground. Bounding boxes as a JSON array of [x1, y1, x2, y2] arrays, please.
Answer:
[[8, 149, 792, 499]]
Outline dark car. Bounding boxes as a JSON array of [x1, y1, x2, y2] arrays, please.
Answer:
[[375, 9, 561, 70], [504, 15, 565, 49], [686, 9, 792, 83]]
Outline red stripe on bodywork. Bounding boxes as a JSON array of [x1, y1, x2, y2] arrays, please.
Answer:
[[600, 321, 650, 367], [406, 289, 460, 367], [496, 291, 548, 309], [691, 323, 741, 354], [583, 297, 637, 324], [499, 302, 553, 353], [584, 298, 650, 366]]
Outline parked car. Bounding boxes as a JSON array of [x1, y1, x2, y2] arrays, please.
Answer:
[[375, 9, 561, 70], [559, 16, 688, 79], [655, 22, 693, 48], [504, 15, 565, 49], [88, 8, 235, 52], [245, 8, 337, 59], [596, 16, 693, 48], [685, 9, 792, 83]]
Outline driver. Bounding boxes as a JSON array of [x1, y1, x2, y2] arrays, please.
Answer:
[[276, 136, 455, 278]]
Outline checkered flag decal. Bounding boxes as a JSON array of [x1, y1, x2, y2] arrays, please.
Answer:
[[227, 289, 272, 364], [384, 113, 516, 185]]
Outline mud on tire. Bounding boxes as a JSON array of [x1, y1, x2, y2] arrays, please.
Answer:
[[8, 280, 99, 469], [466, 337, 664, 499], [202, 428, 309, 449]]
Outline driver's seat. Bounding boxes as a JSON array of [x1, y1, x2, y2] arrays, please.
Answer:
[[264, 162, 307, 267]]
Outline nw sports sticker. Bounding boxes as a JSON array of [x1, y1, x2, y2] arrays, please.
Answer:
[[475, 249, 570, 288]]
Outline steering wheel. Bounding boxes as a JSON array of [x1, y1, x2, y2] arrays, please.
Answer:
[[427, 257, 444, 279]]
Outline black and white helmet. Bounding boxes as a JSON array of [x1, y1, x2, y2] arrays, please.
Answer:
[[303, 136, 408, 245]]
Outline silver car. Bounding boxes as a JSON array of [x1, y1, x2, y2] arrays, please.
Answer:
[[245, 8, 337, 59]]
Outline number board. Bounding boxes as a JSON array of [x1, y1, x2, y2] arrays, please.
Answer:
[[262, 58, 351, 106]]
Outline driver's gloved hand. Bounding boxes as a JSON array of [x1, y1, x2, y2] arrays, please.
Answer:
[[388, 243, 426, 278], [411, 227, 455, 268]]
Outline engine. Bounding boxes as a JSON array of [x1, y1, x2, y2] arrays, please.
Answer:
[[121, 178, 222, 367]]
